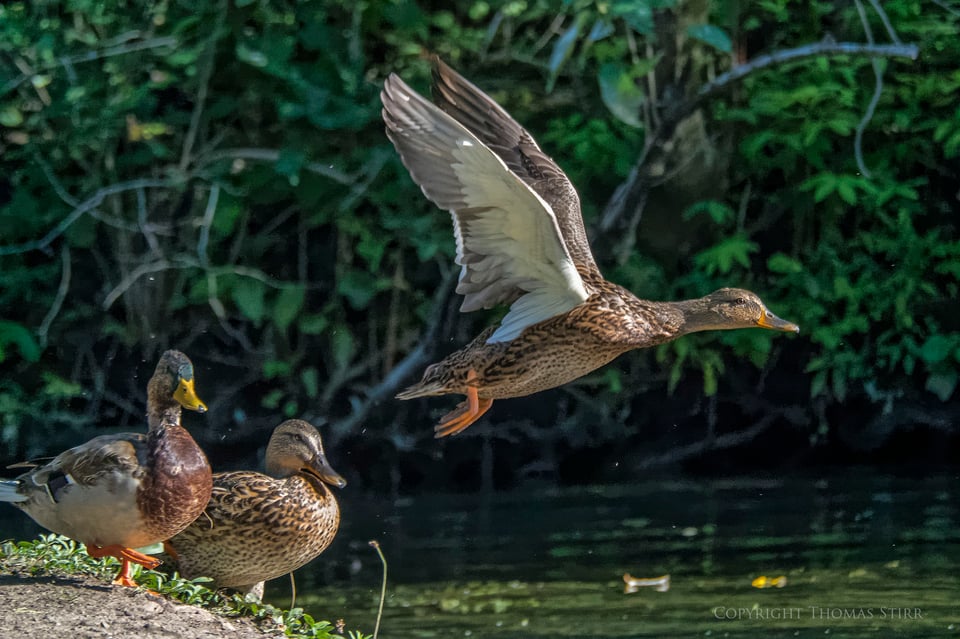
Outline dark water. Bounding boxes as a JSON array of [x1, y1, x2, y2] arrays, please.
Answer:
[[2, 472, 958, 637], [282, 472, 959, 638]]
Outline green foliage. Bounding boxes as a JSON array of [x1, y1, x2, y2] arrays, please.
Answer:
[[0, 535, 369, 639], [0, 0, 956, 480]]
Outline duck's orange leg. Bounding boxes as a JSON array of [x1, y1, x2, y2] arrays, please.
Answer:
[[434, 369, 493, 438], [85, 544, 162, 587], [162, 540, 180, 563]]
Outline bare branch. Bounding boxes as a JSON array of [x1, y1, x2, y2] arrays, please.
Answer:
[[101, 259, 173, 310], [329, 268, 458, 440], [853, 0, 884, 178], [200, 148, 354, 185], [2, 36, 178, 97], [37, 245, 71, 348], [632, 414, 775, 470], [196, 184, 221, 267], [600, 40, 920, 234], [136, 186, 163, 256], [695, 41, 916, 104], [931, 0, 960, 17], [101, 253, 312, 310], [179, 5, 225, 172], [0, 179, 173, 256], [868, 0, 903, 44]]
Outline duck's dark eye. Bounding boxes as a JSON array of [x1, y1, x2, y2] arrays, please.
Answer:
[[733, 297, 747, 306]]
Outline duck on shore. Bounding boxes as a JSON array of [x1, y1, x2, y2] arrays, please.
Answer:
[[0, 350, 212, 587]]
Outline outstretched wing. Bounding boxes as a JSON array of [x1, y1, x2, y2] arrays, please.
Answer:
[[430, 57, 601, 279], [382, 72, 589, 343]]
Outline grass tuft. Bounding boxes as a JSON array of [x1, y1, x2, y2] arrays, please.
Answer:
[[1, 534, 370, 639]]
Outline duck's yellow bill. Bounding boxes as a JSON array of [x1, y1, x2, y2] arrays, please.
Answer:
[[174, 378, 208, 413], [757, 310, 800, 333]]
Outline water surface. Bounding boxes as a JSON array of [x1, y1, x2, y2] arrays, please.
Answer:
[[284, 472, 959, 638]]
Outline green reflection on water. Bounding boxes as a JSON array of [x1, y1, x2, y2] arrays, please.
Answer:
[[262, 474, 960, 638]]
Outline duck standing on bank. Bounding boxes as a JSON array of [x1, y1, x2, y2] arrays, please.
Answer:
[[0, 350, 212, 587], [164, 419, 345, 599], [381, 57, 799, 437]]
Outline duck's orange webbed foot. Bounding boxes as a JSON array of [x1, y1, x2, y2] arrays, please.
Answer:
[[434, 369, 493, 438], [86, 544, 162, 588]]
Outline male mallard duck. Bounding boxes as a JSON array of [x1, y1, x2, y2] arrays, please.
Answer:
[[164, 419, 345, 599], [0, 350, 212, 587], [381, 57, 800, 437]]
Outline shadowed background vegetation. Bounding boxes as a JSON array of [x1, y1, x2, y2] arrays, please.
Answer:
[[1, 0, 957, 492]]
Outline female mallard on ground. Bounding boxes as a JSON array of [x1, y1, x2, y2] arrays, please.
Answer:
[[0, 350, 212, 587], [164, 419, 345, 599], [381, 57, 800, 437]]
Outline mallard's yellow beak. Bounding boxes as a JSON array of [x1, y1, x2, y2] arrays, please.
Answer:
[[174, 378, 208, 413], [757, 309, 800, 333]]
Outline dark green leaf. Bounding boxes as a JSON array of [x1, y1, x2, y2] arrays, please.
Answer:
[[598, 63, 644, 128], [686, 24, 732, 53], [273, 285, 305, 332]]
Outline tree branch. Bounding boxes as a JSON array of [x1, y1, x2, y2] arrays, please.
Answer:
[[600, 40, 920, 235], [1, 36, 178, 97], [328, 268, 458, 440], [199, 148, 355, 185], [179, 4, 225, 172], [0, 179, 173, 256], [632, 414, 776, 470], [36, 245, 71, 348], [695, 41, 916, 106]]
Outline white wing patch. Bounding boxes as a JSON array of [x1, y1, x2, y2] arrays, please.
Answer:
[[449, 139, 588, 342], [382, 73, 591, 343]]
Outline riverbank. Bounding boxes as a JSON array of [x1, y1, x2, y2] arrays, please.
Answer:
[[0, 535, 356, 639]]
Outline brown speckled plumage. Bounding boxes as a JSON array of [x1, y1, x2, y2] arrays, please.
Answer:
[[381, 58, 800, 436], [0, 350, 211, 586], [165, 419, 345, 598]]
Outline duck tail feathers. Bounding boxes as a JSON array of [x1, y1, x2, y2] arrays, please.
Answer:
[[0, 480, 28, 503], [395, 381, 447, 400]]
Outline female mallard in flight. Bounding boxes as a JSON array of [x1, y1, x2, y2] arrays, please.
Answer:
[[0, 350, 212, 587], [163, 419, 345, 599], [381, 57, 799, 437]]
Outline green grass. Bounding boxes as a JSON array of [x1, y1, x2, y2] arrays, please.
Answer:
[[0, 534, 370, 639]]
